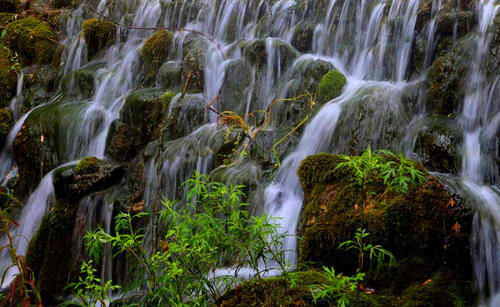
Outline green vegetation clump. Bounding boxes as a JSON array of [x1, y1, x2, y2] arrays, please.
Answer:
[[82, 18, 116, 59], [78, 172, 291, 306], [3, 17, 59, 65], [0, 107, 13, 145], [316, 70, 347, 104], [141, 29, 173, 74], [74, 156, 101, 175]]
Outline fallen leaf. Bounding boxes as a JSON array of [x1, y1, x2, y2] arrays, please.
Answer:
[[422, 279, 432, 286], [452, 221, 461, 232], [449, 198, 455, 207]]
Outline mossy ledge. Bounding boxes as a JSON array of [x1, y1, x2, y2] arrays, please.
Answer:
[[141, 29, 174, 76]]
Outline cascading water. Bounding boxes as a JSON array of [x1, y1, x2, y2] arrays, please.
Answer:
[[0, 0, 499, 303]]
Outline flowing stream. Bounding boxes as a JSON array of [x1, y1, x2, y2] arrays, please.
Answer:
[[0, 0, 499, 303]]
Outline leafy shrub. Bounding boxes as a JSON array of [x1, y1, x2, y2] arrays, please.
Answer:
[[335, 148, 426, 194], [77, 172, 291, 306]]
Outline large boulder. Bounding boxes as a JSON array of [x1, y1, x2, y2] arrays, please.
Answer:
[[60, 65, 98, 99], [82, 18, 116, 59]]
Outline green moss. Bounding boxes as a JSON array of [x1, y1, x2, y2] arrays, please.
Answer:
[[0, 46, 17, 107], [316, 70, 347, 104], [74, 156, 101, 174], [0, 13, 15, 26], [219, 271, 330, 306], [4, 17, 59, 65], [161, 91, 175, 105], [141, 30, 173, 74], [82, 18, 116, 59], [400, 271, 474, 307]]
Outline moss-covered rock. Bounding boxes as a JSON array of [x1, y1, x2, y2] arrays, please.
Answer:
[[182, 39, 207, 93], [219, 59, 253, 114], [218, 271, 330, 306], [158, 61, 182, 90], [159, 93, 207, 142], [53, 157, 125, 200], [425, 36, 473, 115], [141, 29, 173, 76], [22, 64, 60, 111], [12, 102, 88, 194], [316, 70, 346, 104], [4, 17, 59, 65], [415, 115, 462, 173], [60, 66, 96, 99], [291, 21, 315, 53], [82, 18, 116, 59], [0, 107, 13, 147], [0, 45, 17, 108], [297, 153, 471, 274], [106, 88, 165, 161]]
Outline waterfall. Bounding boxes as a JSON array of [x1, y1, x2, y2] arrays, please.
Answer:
[[459, 0, 500, 305]]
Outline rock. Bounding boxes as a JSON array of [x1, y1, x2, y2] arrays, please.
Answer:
[[22, 64, 60, 110], [291, 21, 314, 53], [181, 36, 209, 93], [0, 107, 13, 147], [425, 35, 473, 115], [415, 115, 461, 173], [316, 70, 346, 104], [0, 46, 17, 108], [243, 39, 298, 72], [141, 30, 173, 77], [12, 102, 89, 194], [60, 66, 97, 99], [331, 85, 408, 154], [82, 18, 116, 60], [4, 17, 59, 65], [219, 59, 253, 114], [159, 94, 207, 142], [106, 88, 165, 161], [52, 156, 125, 200], [297, 153, 472, 274], [26, 157, 124, 304], [158, 61, 182, 90]]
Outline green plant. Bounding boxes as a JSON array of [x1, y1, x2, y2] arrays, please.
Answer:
[[335, 148, 425, 194], [338, 228, 395, 276], [310, 267, 364, 307], [0, 209, 43, 306], [81, 172, 291, 306], [63, 260, 120, 307]]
